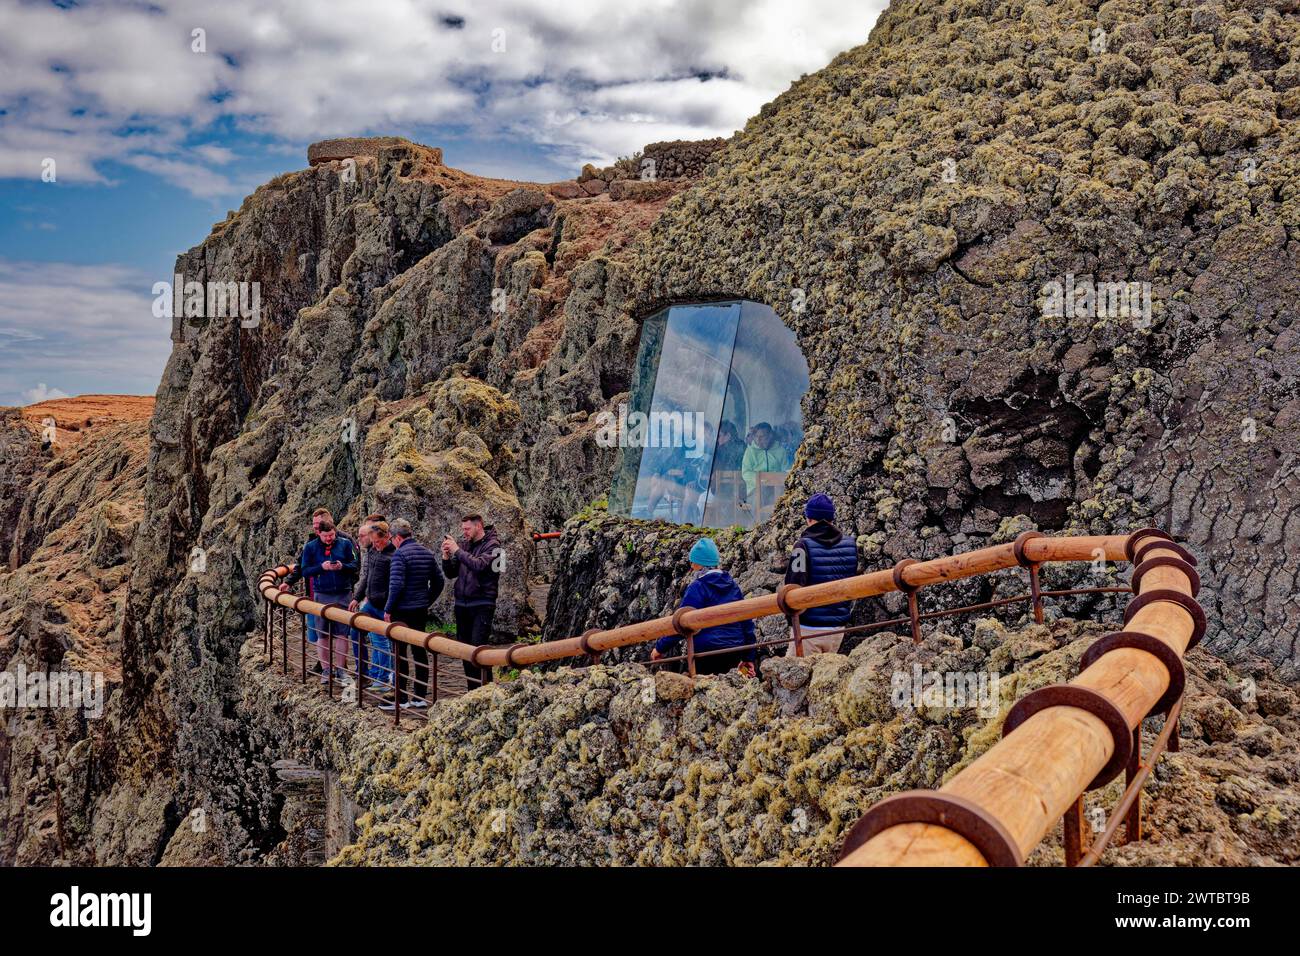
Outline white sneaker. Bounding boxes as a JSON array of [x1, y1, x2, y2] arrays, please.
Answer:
[[407, 698, 428, 709]]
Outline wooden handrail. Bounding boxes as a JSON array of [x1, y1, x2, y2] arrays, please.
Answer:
[[259, 528, 1199, 866], [259, 533, 1130, 668], [836, 530, 1201, 866]]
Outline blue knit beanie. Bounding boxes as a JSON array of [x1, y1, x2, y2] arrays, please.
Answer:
[[805, 493, 835, 521], [689, 537, 720, 568]]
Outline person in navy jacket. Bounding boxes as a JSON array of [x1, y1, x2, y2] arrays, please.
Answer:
[[652, 537, 755, 676], [783, 493, 858, 655], [381, 518, 444, 709], [298, 520, 360, 682]]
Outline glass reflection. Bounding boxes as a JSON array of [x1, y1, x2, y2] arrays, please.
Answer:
[[609, 300, 808, 529]]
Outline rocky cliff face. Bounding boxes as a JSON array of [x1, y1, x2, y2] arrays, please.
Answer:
[[0, 399, 150, 864], [614, 0, 1300, 680], [7, 0, 1300, 866], [98, 137, 713, 861]]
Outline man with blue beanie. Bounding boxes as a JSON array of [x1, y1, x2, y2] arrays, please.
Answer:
[[783, 493, 858, 655], [652, 537, 756, 676]]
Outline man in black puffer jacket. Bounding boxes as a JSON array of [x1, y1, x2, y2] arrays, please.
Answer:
[[783, 493, 859, 655], [441, 513, 503, 685], [382, 518, 444, 709]]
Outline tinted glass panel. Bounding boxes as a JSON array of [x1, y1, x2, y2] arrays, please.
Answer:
[[609, 300, 808, 529]]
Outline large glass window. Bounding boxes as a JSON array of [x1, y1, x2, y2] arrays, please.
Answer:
[[608, 300, 809, 529]]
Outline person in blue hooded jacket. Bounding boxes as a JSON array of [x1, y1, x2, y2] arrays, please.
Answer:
[[651, 538, 755, 676]]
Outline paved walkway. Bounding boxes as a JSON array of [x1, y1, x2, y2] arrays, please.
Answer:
[[267, 614, 474, 719]]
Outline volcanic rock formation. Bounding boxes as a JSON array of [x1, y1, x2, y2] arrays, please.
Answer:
[[0, 399, 150, 864], [2, 0, 1299, 865], [328, 620, 1299, 866]]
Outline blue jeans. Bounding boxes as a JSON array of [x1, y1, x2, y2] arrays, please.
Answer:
[[351, 600, 392, 682], [306, 613, 319, 644]]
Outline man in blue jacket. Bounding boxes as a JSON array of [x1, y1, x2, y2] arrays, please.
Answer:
[[298, 520, 359, 683], [783, 493, 858, 655], [382, 518, 444, 709], [651, 538, 755, 676], [278, 507, 354, 672]]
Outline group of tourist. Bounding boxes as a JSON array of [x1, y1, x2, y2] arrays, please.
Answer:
[[651, 492, 859, 672], [637, 418, 799, 524], [278, 492, 857, 702], [278, 507, 502, 711]]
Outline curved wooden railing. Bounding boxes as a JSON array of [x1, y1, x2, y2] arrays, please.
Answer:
[[836, 528, 1202, 867], [258, 526, 1203, 866], [261, 531, 1131, 668]]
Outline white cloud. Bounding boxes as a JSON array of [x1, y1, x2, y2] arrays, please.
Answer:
[[21, 382, 69, 404], [0, 0, 886, 192], [0, 260, 171, 406]]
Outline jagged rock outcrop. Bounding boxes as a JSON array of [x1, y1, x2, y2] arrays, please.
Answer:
[[0, 402, 150, 864], [329, 620, 1299, 866], [0, 410, 46, 568], [9, 0, 1300, 866], [98, 136, 704, 861]]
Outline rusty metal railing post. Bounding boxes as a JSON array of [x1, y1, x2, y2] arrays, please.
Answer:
[[579, 629, 601, 665], [355, 613, 364, 709], [327, 610, 335, 698], [1063, 795, 1087, 867], [669, 606, 697, 677], [775, 583, 802, 657], [1014, 531, 1046, 624], [300, 608, 307, 683], [388, 622, 402, 726], [892, 560, 922, 644], [280, 605, 287, 675], [668, 605, 696, 677], [1123, 725, 1142, 843], [431, 650, 438, 703]]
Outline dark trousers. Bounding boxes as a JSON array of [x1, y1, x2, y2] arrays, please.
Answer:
[[691, 647, 748, 675], [455, 604, 495, 686], [390, 607, 429, 703]]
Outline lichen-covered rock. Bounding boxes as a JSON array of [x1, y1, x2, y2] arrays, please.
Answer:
[[620, 0, 1300, 681], [327, 620, 1299, 866]]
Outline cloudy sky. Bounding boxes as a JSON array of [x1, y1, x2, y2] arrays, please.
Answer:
[[0, 0, 885, 405]]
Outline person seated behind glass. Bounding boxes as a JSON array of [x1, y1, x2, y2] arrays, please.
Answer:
[[774, 420, 803, 457], [741, 422, 790, 495], [713, 420, 746, 474]]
